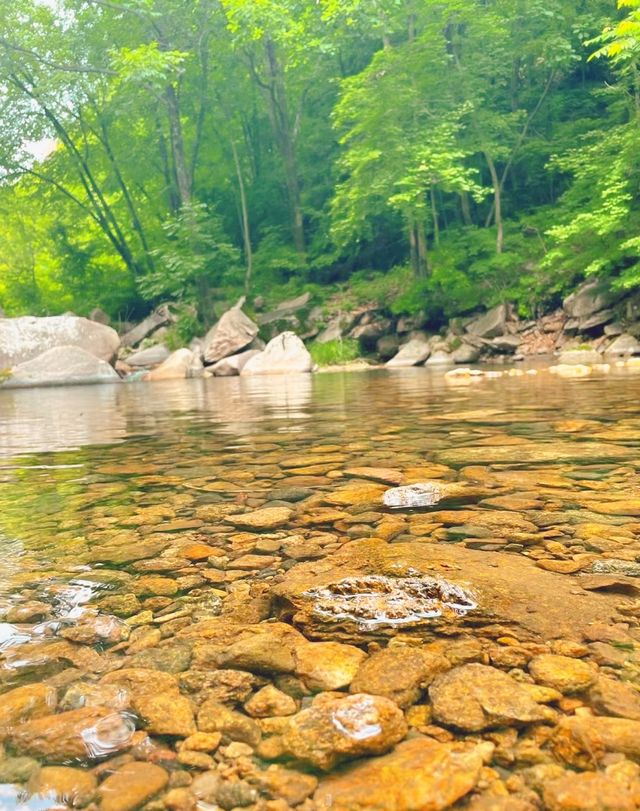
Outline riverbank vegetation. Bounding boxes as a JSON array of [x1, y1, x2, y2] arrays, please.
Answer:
[[0, 0, 638, 335]]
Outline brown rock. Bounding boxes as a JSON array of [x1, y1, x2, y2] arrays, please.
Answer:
[[134, 692, 196, 737], [294, 641, 366, 691], [98, 761, 169, 811], [529, 654, 597, 694], [7, 707, 135, 761], [28, 766, 97, 806], [589, 676, 640, 720], [252, 764, 318, 805], [244, 685, 297, 718], [349, 646, 431, 708], [429, 663, 547, 731], [553, 715, 640, 767], [225, 507, 293, 530], [282, 693, 407, 770], [314, 737, 484, 810], [543, 771, 638, 810], [197, 699, 261, 747], [0, 683, 57, 731]]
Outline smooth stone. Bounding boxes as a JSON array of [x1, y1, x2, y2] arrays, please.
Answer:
[[438, 441, 635, 465], [386, 336, 431, 368], [144, 348, 203, 381], [314, 737, 485, 811], [225, 506, 293, 530], [2, 345, 121, 388], [563, 281, 622, 319], [529, 654, 597, 694], [210, 348, 261, 376], [28, 766, 97, 806], [0, 757, 40, 783], [0, 314, 120, 367], [589, 677, 640, 720], [134, 691, 196, 736], [349, 647, 435, 708], [282, 693, 407, 770], [0, 683, 57, 730], [125, 344, 170, 367], [293, 641, 367, 691], [429, 663, 547, 731], [557, 349, 601, 365], [241, 332, 313, 375], [7, 707, 135, 761], [605, 333, 640, 355], [98, 761, 169, 811], [252, 764, 318, 805]]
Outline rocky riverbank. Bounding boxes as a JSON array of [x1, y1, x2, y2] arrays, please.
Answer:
[[1, 278, 639, 388]]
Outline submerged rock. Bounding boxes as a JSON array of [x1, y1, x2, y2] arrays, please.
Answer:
[[314, 737, 485, 811], [7, 706, 136, 761], [281, 692, 407, 770], [98, 761, 169, 811], [429, 663, 547, 731], [528, 654, 597, 694], [295, 574, 477, 634], [349, 646, 438, 708]]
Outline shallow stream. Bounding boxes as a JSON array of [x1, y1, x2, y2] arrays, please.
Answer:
[[2, 366, 640, 810]]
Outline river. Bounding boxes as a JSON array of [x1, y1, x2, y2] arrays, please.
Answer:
[[1, 365, 640, 809]]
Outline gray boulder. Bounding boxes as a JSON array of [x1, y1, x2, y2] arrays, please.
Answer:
[[452, 342, 481, 364], [203, 307, 258, 364], [257, 292, 311, 326], [425, 350, 454, 366], [386, 336, 431, 368], [211, 349, 262, 376], [578, 308, 614, 331], [144, 348, 203, 381], [563, 281, 623, 319], [376, 334, 400, 360], [1, 346, 120, 388], [604, 334, 640, 355], [89, 308, 110, 325], [120, 303, 175, 347], [241, 332, 312, 375], [0, 315, 120, 369], [466, 304, 508, 339], [490, 335, 521, 354], [126, 344, 171, 368]]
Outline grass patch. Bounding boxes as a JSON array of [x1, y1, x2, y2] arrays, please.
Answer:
[[309, 338, 360, 367]]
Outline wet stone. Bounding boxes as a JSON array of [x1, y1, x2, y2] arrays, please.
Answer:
[[349, 646, 436, 708], [313, 737, 485, 810], [28, 765, 98, 806], [281, 692, 407, 770], [429, 663, 548, 731], [98, 761, 169, 811], [543, 770, 640, 811], [0, 756, 40, 783], [293, 641, 367, 691], [529, 654, 597, 694]]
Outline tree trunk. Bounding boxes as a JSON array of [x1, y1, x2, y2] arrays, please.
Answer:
[[230, 138, 253, 293], [165, 83, 191, 208], [262, 38, 305, 254], [485, 152, 503, 255], [460, 191, 473, 226], [430, 186, 440, 247]]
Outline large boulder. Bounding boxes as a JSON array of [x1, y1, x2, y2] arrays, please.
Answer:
[[604, 334, 640, 355], [563, 281, 623, 320], [386, 335, 431, 368], [144, 348, 203, 381], [241, 333, 312, 376], [203, 308, 258, 364], [0, 315, 119, 369], [466, 304, 508, 339], [211, 349, 262, 377], [125, 344, 171, 368], [1, 346, 121, 389], [257, 292, 311, 327]]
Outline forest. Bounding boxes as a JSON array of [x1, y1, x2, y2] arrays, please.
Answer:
[[0, 0, 638, 338]]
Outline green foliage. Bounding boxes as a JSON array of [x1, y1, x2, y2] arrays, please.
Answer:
[[309, 338, 360, 366]]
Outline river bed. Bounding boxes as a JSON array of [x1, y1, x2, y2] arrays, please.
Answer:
[[1, 366, 640, 810]]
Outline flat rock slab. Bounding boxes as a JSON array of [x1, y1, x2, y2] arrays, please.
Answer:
[[438, 441, 636, 466], [272, 538, 626, 642]]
